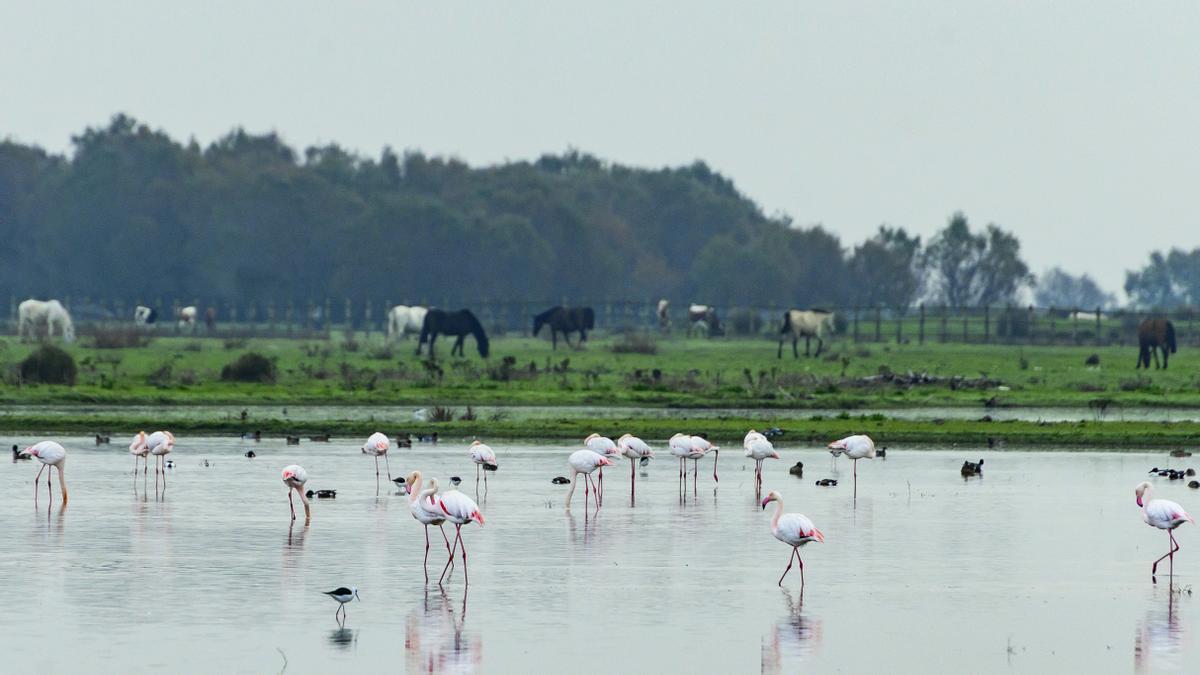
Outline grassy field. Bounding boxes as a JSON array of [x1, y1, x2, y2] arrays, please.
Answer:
[[0, 331, 1197, 409]]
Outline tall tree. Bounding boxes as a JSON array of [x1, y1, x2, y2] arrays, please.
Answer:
[[1035, 267, 1116, 309], [923, 212, 1032, 306], [1124, 248, 1200, 308], [847, 226, 922, 309]]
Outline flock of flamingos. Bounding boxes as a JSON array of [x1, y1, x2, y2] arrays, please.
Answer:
[[17, 426, 1196, 614]]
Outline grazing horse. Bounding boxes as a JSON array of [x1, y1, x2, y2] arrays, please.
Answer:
[[387, 305, 428, 341], [1137, 318, 1177, 370], [133, 306, 158, 325], [417, 309, 490, 358], [18, 299, 75, 342], [204, 307, 217, 331], [657, 299, 671, 332], [533, 306, 594, 349], [687, 304, 721, 337], [779, 309, 835, 358], [177, 306, 198, 332]]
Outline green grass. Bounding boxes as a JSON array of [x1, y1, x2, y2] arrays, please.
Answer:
[[0, 333, 1196, 409]]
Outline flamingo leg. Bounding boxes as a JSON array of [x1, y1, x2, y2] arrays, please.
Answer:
[[47, 467, 53, 502], [375, 455, 380, 478], [459, 525, 469, 585], [476, 464, 480, 487], [34, 463, 46, 500], [712, 451, 719, 482], [439, 527, 463, 585], [598, 466, 604, 505], [424, 524, 431, 583], [440, 524, 453, 555], [630, 459, 636, 505], [778, 547, 797, 586], [1151, 531, 1183, 582], [853, 459, 858, 500], [799, 553, 805, 588]]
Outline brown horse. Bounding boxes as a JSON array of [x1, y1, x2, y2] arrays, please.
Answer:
[[1137, 318, 1176, 369]]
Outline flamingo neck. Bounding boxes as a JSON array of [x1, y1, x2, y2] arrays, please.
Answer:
[[57, 465, 68, 504], [565, 470, 579, 506], [771, 498, 784, 531], [407, 476, 423, 503]]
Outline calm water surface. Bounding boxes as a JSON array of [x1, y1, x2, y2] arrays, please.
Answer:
[[1, 436, 1198, 673]]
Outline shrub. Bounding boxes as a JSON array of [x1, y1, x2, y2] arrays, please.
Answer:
[[223, 337, 248, 350], [89, 325, 151, 349], [20, 345, 77, 385], [429, 405, 456, 422], [220, 352, 277, 383], [610, 331, 657, 354]]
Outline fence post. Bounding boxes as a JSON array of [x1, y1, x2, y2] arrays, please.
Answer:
[[1027, 306, 1036, 344], [1072, 308, 1079, 344], [1095, 306, 1102, 346], [1050, 308, 1057, 345], [268, 302, 276, 335], [918, 304, 925, 344], [895, 307, 903, 344], [286, 300, 294, 336], [961, 309, 968, 343], [939, 306, 948, 343], [874, 306, 882, 342], [983, 306, 990, 343], [852, 307, 860, 342]]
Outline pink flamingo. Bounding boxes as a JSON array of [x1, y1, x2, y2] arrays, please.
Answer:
[[565, 449, 613, 509], [282, 465, 311, 523], [827, 434, 875, 499], [744, 430, 780, 493], [1136, 481, 1194, 583], [27, 441, 68, 505], [407, 471, 455, 582], [762, 490, 824, 587], [146, 430, 175, 489], [362, 432, 392, 481], [670, 433, 719, 492], [434, 488, 485, 585], [617, 434, 653, 503], [129, 431, 150, 475], [468, 441, 497, 489], [584, 433, 620, 503]]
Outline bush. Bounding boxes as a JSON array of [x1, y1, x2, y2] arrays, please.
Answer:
[[610, 331, 657, 354], [20, 345, 77, 385], [220, 352, 277, 383], [89, 325, 152, 349]]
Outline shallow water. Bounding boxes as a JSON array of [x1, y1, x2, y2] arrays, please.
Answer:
[[1, 436, 1198, 673]]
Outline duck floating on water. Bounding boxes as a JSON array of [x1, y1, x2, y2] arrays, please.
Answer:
[[95, 434, 110, 445], [552, 476, 571, 485], [309, 434, 331, 442], [306, 489, 337, 499], [961, 459, 984, 477], [244, 450, 256, 458], [815, 478, 837, 487], [1190, 481, 1200, 489], [12, 444, 31, 460], [449, 476, 462, 486], [788, 461, 804, 477], [286, 435, 300, 445], [1170, 450, 1193, 458]]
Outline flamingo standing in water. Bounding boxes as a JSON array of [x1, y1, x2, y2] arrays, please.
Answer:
[[434, 488, 485, 585], [762, 490, 824, 587], [146, 431, 175, 489], [468, 441, 497, 489], [565, 449, 613, 509], [584, 433, 619, 503], [670, 433, 719, 492], [1135, 481, 1194, 583], [617, 434, 653, 503], [407, 471, 455, 582], [827, 435, 875, 499], [27, 441, 68, 505], [362, 432, 392, 482], [129, 431, 150, 475], [744, 430, 780, 493], [282, 465, 311, 523]]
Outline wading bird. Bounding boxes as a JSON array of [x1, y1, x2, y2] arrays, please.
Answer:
[[670, 433, 719, 493], [362, 432, 392, 482], [324, 587, 360, 622], [744, 430, 780, 493], [129, 431, 150, 475], [27, 441, 68, 505], [468, 441, 497, 489], [584, 433, 620, 502], [761, 491, 824, 587], [146, 431, 175, 484], [406, 471, 454, 582], [565, 449, 612, 509], [827, 435, 875, 499], [617, 434, 653, 503], [434, 488, 485, 586], [1135, 481, 1194, 583], [282, 465, 311, 523]]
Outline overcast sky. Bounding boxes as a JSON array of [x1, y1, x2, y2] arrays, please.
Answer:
[[3, 1, 1198, 295]]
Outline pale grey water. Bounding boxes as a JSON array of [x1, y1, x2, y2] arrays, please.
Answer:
[[2, 436, 1198, 673], [5, 403, 1200, 424]]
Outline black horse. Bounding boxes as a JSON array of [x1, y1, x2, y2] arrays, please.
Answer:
[[1137, 318, 1176, 369], [417, 309, 490, 358], [532, 306, 594, 350]]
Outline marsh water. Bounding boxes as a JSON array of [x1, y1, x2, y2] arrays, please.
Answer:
[[2, 436, 1198, 673]]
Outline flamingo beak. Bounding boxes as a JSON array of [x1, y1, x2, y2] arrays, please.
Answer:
[[1136, 496, 1143, 507], [760, 498, 769, 510]]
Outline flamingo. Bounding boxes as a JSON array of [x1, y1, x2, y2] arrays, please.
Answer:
[[362, 432, 392, 482], [744, 429, 780, 493], [146, 430, 175, 484], [761, 490, 824, 587], [827, 435, 875, 499], [27, 441, 68, 505], [282, 465, 311, 523], [468, 441, 497, 489], [584, 433, 620, 503], [407, 471, 455, 582], [129, 431, 150, 475], [1135, 481, 1195, 583], [565, 449, 613, 509], [670, 434, 718, 492], [434, 488, 485, 585], [617, 434, 653, 502]]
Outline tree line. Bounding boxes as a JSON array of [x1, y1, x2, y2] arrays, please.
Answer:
[[0, 114, 1189, 311]]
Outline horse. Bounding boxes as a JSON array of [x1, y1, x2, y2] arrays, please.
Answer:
[[533, 306, 594, 349], [687, 304, 722, 337], [1137, 318, 1176, 370], [387, 305, 428, 342], [204, 307, 217, 331], [779, 309, 835, 358], [18, 299, 75, 342], [177, 306, 198, 332], [134, 306, 158, 325], [657, 299, 671, 332], [416, 309, 490, 358]]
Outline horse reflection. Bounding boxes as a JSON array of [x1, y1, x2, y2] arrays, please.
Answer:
[[761, 588, 822, 673], [1135, 588, 1184, 674], [406, 588, 481, 673]]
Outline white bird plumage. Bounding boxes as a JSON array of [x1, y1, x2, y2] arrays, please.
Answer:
[[469, 440, 497, 487], [566, 449, 613, 509], [827, 434, 875, 498], [1135, 481, 1194, 582], [617, 433, 654, 503], [744, 429, 779, 492], [407, 471, 454, 582], [762, 490, 824, 587], [362, 431, 392, 481], [430, 488, 485, 585], [28, 440, 68, 504], [282, 464, 310, 522]]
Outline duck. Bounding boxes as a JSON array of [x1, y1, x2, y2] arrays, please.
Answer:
[[788, 461, 804, 477], [764, 427, 786, 438], [95, 434, 111, 445], [961, 459, 984, 477], [877, 447, 887, 458], [551, 476, 571, 485], [12, 444, 31, 460], [286, 435, 300, 445], [815, 478, 838, 487], [1170, 450, 1193, 458], [396, 436, 413, 448], [1190, 481, 1200, 489], [449, 476, 462, 486], [309, 434, 331, 442], [305, 489, 337, 499], [483, 463, 499, 472], [1188, 468, 1197, 476], [244, 450, 256, 458], [417, 432, 439, 443]]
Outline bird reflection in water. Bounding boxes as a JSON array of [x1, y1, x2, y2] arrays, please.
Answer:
[[1135, 587, 1185, 674], [327, 626, 358, 651], [761, 588, 822, 674], [406, 587, 481, 674]]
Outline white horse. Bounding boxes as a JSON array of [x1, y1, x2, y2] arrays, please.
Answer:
[[134, 306, 158, 326], [18, 299, 76, 343], [687, 304, 721, 337], [779, 309, 834, 358], [388, 305, 428, 341], [177, 306, 197, 332], [657, 299, 671, 332]]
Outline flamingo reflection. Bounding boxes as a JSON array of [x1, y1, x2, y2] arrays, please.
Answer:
[[1135, 589, 1185, 674], [406, 588, 481, 674], [761, 588, 822, 673]]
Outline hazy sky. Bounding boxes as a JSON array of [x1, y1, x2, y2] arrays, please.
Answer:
[[4, 1, 1199, 296]]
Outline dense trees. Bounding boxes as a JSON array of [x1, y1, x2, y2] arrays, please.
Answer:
[[922, 212, 1033, 307], [1124, 249, 1200, 308], [1035, 268, 1116, 309]]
